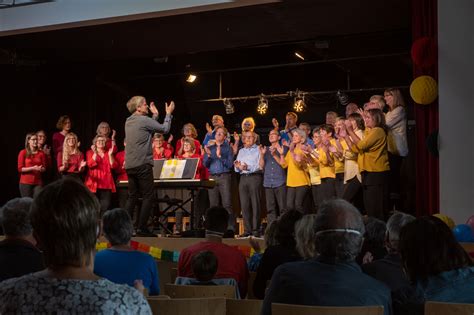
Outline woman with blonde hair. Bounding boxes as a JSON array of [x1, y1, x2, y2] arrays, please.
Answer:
[[84, 135, 117, 214], [384, 88, 408, 209], [233, 116, 260, 155], [175, 123, 201, 156], [57, 132, 86, 179], [273, 128, 310, 213], [17, 133, 47, 197], [341, 109, 390, 219]]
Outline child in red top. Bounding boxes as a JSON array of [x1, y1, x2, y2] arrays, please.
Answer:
[[18, 132, 46, 197], [84, 135, 117, 214]]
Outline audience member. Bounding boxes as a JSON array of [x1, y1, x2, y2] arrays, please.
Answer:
[[261, 199, 391, 315], [357, 217, 387, 264], [295, 214, 318, 259], [0, 179, 151, 314], [362, 212, 414, 291], [177, 206, 249, 297], [0, 197, 44, 282], [94, 208, 160, 295], [393, 216, 474, 315], [191, 250, 218, 285], [253, 210, 303, 299], [247, 221, 279, 272]]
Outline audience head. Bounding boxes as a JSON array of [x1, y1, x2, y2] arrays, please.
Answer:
[[102, 208, 134, 246], [385, 212, 415, 253], [204, 206, 229, 234], [192, 250, 218, 282], [345, 103, 359, 118], [363, 217, 387, 252], [399, 216, 472, 283], [241, 117, 256, 132], [56, 115, 72, 132], [295, 214, 318, 259], [126, 96, 146, 114], [314, 199, 365, 262], [96, 122, 111, 137], [182, 123, 198, 139], [264, 220, 279, 248], [325, 111, 338, 126], [31, 179, 100, 270], [384, 88, 405, 110], [1, 197, 34, 238], [348, 113, 365, 131], [275, 210, 303, 248]]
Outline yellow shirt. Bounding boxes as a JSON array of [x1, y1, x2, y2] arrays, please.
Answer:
[[283, 147, 311, 187], [342, 130, 363, 183], [308, 164, 321, 186], [318, 147, 336, 179], [331, 138, 345, 174], [353, 127, 390, 172]]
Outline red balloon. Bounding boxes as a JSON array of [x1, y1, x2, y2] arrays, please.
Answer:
[[466, 215, 474, 230], [411, 37, 437, 69]]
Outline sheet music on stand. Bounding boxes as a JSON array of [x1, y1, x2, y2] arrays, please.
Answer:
[[153, 158, 199, 180]]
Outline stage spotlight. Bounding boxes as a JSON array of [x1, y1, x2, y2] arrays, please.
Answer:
[[223, 98, 235, 114], [257, 96, 268, 115], [186, 74, 197, 83], [294, 52, 305, 61], [336, 90, 350, 106], [293, 96, 306, 112]]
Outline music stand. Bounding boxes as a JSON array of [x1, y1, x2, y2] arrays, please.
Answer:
[[152, 159, 199, 234]]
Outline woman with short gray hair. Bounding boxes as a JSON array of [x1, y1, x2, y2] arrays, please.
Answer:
[[94, 208, 160, 295]]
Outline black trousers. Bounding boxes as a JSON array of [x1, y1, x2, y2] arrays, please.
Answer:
[[319, 178, 336, 205], [287, 186, 310, 213], [361, 171, 389, 220], [125, 164, 155, 231], [208, 173, 235, 231], [96, 189, 112, 217], [343, 176, 362, 203], [311, 184, 320, 212], [265, 185, 287, 227], [335, 173, 345, 198], [239, 174, 263, 235], [19, 183, 41, 198]]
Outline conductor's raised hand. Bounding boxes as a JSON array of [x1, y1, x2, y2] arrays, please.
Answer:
[[165, 101, 175, 114], [149, 102, 158, 116]]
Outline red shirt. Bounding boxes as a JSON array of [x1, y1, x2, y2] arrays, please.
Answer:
[[114, 150, 128, 181], [176, 153, 209, 180], [105, 138, 118, 154], [57, 151, 85, 174], [17, 149, 46, 185], [175, 138, 202, 156], [84, 150, 117, 193], [177, 241, 249, 298], [52, 132, 65, 155], [153, 144, 174, 160]]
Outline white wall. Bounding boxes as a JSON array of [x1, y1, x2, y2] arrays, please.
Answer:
[[438, 0, 474, 223], [0, 0, 277, 35]]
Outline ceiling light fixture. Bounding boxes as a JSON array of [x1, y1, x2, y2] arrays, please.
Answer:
[[257, 95, 268, 115], [186, 74, 197, 83], [294, 52, 305, 61], [223, 98, 235, 114], [293, 92, 306, 112]]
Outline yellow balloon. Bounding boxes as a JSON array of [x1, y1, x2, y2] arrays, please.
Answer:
[[410, 75, 438, 105], [433, 213, 455, 229]]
